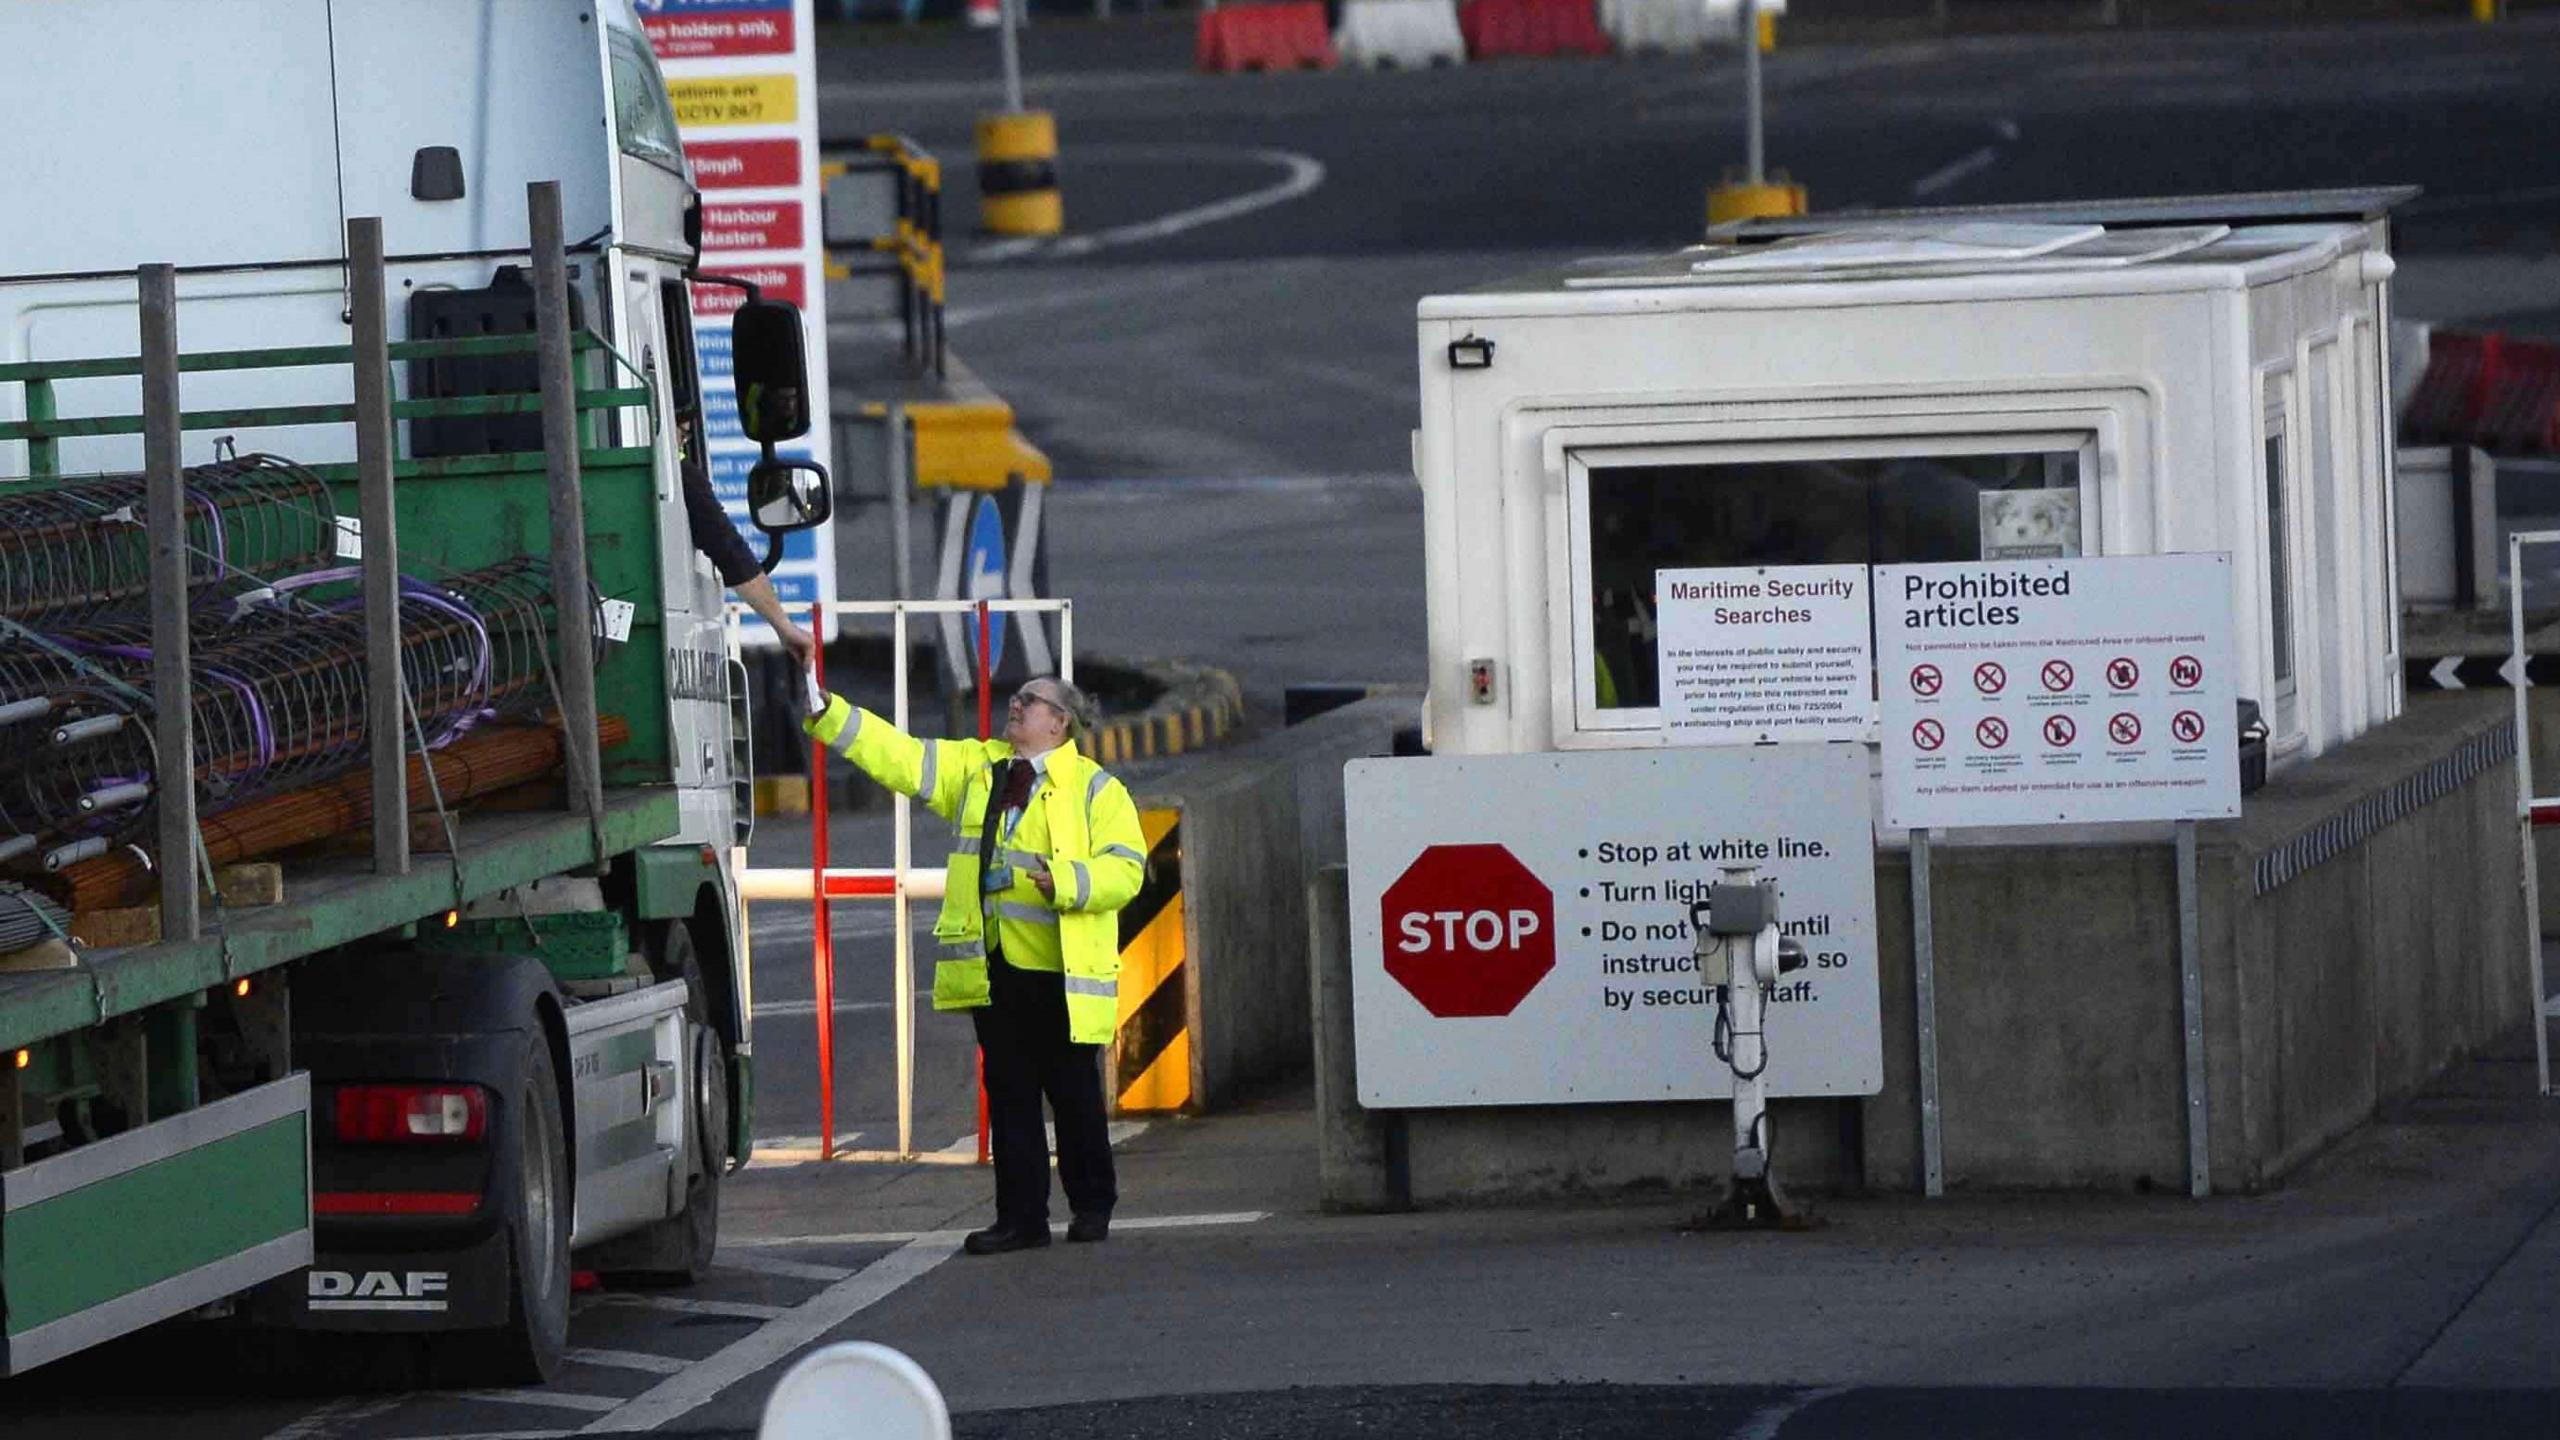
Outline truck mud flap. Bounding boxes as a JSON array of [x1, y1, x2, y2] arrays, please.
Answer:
[[0, 1075, 312, 1377], [240, 1227, 511, 1332]]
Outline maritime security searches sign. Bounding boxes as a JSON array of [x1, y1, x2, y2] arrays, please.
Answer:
[[1877, 555, 2239, 828], [1656, 564, 1873, 745], [1345, 747, 1882, 1109]]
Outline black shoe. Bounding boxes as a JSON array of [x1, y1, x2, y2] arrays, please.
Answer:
[[962, 1222, 1051, 1256], [1066, 1212, 1110, 1244]]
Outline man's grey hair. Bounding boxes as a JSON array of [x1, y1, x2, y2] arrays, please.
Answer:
[[1020, 675, 1099, 738]]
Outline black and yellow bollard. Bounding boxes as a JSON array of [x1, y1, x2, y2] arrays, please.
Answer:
[[975, 110, 1062, 238]]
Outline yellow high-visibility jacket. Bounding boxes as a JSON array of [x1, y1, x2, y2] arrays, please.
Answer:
[[805, 695, 1146, 1044]]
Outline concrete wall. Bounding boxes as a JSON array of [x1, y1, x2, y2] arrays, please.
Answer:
[[1317, 694, 2531, 1205], [1141, 694, 1419, 1110]]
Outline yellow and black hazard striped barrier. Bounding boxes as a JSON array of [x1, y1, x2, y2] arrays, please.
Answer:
[[975, 110, 1062, 238], [1108, 809, 1191, 1114], [1088, 663, 1245, 765]]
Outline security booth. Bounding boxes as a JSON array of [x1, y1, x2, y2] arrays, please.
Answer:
[[1413, 189, 2414, 777], [1329, 189, 2538, 1206]]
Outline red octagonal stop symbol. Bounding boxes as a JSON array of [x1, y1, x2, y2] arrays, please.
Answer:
[[1380, 844, 1556, 1018]]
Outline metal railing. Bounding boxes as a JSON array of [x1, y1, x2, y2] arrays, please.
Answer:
[[819, 135, 946, 380]]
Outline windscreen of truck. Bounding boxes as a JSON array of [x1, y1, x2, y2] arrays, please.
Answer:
[[1573, 437, 2087, 723]]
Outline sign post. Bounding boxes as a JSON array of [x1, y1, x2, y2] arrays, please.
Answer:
[[643, 0, 836, 640], [1876, 554, 2239, 1196]]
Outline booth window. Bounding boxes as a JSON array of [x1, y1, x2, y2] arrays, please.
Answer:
[[2266, 424, 2295, 690], [1575, 441, 2084, 718]]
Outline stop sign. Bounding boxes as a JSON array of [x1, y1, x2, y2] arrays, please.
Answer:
[[1379, 844, 1556, 1018]]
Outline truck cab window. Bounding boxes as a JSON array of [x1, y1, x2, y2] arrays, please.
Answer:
[[609, 26, 685, 171], [660, 281, 711, 495], [1581, 446, 2082, 714]]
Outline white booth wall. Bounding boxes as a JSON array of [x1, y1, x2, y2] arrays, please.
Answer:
[[1416, 224, 2401, 773]]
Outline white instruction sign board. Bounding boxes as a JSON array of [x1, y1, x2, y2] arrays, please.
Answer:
[[1876, 555, 2240, 829], [1656, 564, 1872, 746], [1345, 746, 1882, 1109]]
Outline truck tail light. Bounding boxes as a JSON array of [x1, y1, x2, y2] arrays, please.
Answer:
[[312, 1191, 483, 1217], [333, 1084, 489, 1144]]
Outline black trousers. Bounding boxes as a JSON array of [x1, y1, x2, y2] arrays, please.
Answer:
[[971, 957, 1116, 1227]]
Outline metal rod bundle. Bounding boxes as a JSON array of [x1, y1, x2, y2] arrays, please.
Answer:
[[0, 558, 564, 859], [0, 454, 335, 628]]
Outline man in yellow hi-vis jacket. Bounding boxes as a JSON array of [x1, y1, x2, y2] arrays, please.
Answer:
[[804, 673, 1146, 1254]]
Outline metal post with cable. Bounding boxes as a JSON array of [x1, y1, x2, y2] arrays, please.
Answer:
[[1704, 0, 1807, 230]]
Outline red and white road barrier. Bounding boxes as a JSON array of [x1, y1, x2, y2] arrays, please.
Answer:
[[728, 598, 1075, 1164]]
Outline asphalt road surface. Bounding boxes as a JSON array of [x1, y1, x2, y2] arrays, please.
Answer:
[[13, 13, 2560, 1440]]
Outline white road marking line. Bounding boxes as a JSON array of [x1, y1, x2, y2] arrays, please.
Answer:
[[934, 1118, 1150, 1157], [714, 1252, 856, 1282], [579, 1233, 957, 1433], [1911, 118, 2018, 199], [968, 236, 1047, 263], [753, 1118, 1152, 1170], [725, 1209, 1270, 1249], [377, 1432, 575, 1440], [567, 1348, 693, 1376], [262, 1393, 415, 1440], [747, 1133, 861, 1155], [452, 1390, 628, 1415], [1911, 145, 1999, 198], [590, 1293, 793, 1321], [748, 998, 893, 1018], [963, 145, 1324, 265], [1729, 1384, 1851, 1440]]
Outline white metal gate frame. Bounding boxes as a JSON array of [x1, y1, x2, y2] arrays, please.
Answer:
[[726, 597, 1076, 1159], [2506, 532, 2559, 1097]]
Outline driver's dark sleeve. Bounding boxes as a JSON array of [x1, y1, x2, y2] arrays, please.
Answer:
[[683, 463, 762, 587]]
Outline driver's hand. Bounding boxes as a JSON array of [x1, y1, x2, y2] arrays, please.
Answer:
[[776, 618, 818, 672]]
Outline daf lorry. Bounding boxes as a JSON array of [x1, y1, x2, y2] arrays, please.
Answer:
[[0, 0, 825, 1383]]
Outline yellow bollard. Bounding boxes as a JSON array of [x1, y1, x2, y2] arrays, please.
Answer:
[[975, 110, 1062, 238], [1706, 174, 1808, 230], [1758, 9, 1777, 51]]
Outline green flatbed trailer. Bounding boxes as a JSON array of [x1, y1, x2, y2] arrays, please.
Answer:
[[0, 205, 796, 1381]]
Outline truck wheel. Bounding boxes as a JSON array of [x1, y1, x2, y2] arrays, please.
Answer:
[[436, 1030, 571, 1386], [596, 921, 726, 1286]]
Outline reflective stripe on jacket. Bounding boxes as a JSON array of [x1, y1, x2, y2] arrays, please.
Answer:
[[805, 695, 1146, 1044]]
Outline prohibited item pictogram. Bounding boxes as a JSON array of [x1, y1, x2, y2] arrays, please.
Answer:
[[2172, 709, 2206, 744], [1911, 664, 1943, 697], [2044, 714, 2076, 747], [2169, 655, 2204, 690], [1913, 718, 1946, 751], [2106, 657, 2140, 690], [2040, 659, 2074, 692], [1976, 716, 2010, 749], [2108, 712, 2143, 745], [1973, 661, 2007, 695]]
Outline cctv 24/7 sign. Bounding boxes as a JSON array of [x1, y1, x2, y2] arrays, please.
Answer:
[[1345, 747, 1881, 1109]]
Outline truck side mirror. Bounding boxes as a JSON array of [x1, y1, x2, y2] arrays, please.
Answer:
[[747, 456, 832, 575], [750, 458, 830, 532], [731, 298, 812, 444]]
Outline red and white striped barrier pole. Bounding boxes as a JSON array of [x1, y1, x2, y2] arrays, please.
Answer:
[[810, 601, 837, 1162]]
